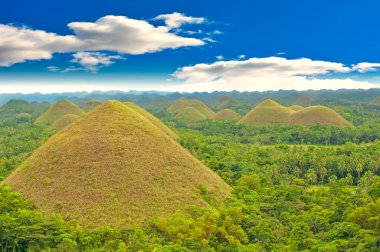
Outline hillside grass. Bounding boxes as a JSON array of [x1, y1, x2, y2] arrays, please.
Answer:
[[213, 109, 241, 121], [168, 98, 215, 119], [3, 100, 230, 228], [51, 114, 81, 132], [35, 99, 85, 126]]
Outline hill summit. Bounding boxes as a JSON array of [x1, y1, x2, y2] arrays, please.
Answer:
[[239, 99, 351, 127], [4, 100, 229, 228], [213, 109, 241, 121], [168, 98, 215, 123], [35, 99, 85, 126]]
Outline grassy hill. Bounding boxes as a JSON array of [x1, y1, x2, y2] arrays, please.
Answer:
[[124, 102, 178, 140], [79, 99, 101, 112], [174, 106, 207, 123], [51, 114, 81, 131], [289, 106, 352, 127], [239, 99, 294, 126], [213, 109, 241, 121], [146, 97, 171, 114], [369, 96, 380, 106], [168, 98, 215, 119], [3, 100, 230, 228], [240, 99, 351, 127], [35, 99, 85, 126], [289, 105, 304, 111], [212, 96, 242, 111]]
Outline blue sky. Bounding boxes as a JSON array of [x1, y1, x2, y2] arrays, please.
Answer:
[[1, 0, 380, 93]]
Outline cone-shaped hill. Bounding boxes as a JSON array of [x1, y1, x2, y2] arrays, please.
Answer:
[[174, 106, 207, 123], [212, 96, 242, 110], [35, 99, 85, 126], [213, 109, 241, 121], [124, 101, 178, 140], [289, 106, 352, 127], [168, 99, 215, 119], [239, 99, 351, 127], [51, 114, 81, 131], [239, 99, 294, 125], [369, 97, 380, 106], [4, 100, 230, 228]]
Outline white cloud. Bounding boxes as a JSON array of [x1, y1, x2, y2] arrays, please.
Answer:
[[352, 62, 380, 73], [47, 66, 60, 72], [61, 66, 84, 73], [153, 12, 205, 29], [71, 51, 123, 72], [0, 14, 206, 66], [216, 55, 224, 60], [170, 56, 378, 92], [238, 55, 246, 60]]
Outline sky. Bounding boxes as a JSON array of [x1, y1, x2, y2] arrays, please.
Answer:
[[1, 0, 380, 93]]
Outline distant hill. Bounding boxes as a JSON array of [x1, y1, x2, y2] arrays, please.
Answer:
[[0, 99, 49, 117], [51, 114, 81, 131], [289, 106, 352, 127], [3, 100, 230, 228], [35, 99, 85, 126], [213, 109, 241, 121], [239, 99, 294, 125], [174, 106, 207, 123], [124, 102, 178, 140], [168, 98, 215, 118], [168, 98, 215, 123], [146, 97, 171, 114], [240, 99, 351, 127], [79, 99, 101, 112], [369, 97, 380, 106], [212, 96, 242, 110]]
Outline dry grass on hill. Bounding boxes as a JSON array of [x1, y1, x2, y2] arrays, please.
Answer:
[[213, 109, 241, 121], [174, 106, 207, 123], [35, 99, 85, 126], [289, 105, 304, 111], [168, 98, 215, 119], [289, 106, 352, 127], [51, 114, 81, 131], [4, 100, 230, 228]]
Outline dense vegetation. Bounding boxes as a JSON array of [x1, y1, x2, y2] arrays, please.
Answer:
[[0, 93, 379, 251]]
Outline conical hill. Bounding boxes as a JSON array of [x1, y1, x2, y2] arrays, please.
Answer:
[[289, 106, 351, 127], [174, 106, 207, 123], [4, 100, 230, 228], [239, 99, 294, 126], [35, 99, 85, 126], [213, 109, 241, 121], [168, 98, 215, 119]]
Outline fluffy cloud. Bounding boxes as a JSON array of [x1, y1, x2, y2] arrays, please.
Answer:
[[71, 52, 123, 72], [171, 57, 377, 92], [352, 62, 380, 73], [0, 14, 206, 67], [153, 12, 205, 29]]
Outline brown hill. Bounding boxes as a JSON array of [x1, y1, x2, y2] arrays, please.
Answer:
[[239, 99, 294, 126], [3, 100, 229, 228], [213, 109, 241, 121], [168, 99, 215, 119], [79, 99, 101, 112], [124, 102, 178, 140], [51, 114, 81, 131], [174, 106, 207, 123], [35, 99, 85, 126], [288, 106, 352, 127]]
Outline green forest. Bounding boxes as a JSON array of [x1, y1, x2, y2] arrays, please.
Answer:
[[0, 94, 379, 252]]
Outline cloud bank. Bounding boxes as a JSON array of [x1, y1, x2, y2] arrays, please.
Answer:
[[171, 57, 378, 91], [0, 14, 206, 67]]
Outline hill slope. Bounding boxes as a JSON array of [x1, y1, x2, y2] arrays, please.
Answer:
[[212, 96, 242, 110], [124, 102, 178, 140], [168, 99, 215, 119], [369, 96, 380, 106], [213, 109, 241, 121], [35, 99, 85, 126], [174, 106, 207, 123], [79, 99, 101, 112], [289, 106, 351, 127], [4, 100, 229, 228], [289, 105, 304, 111], [239, 99, 294, 126], [51, 114, 81, 131]]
